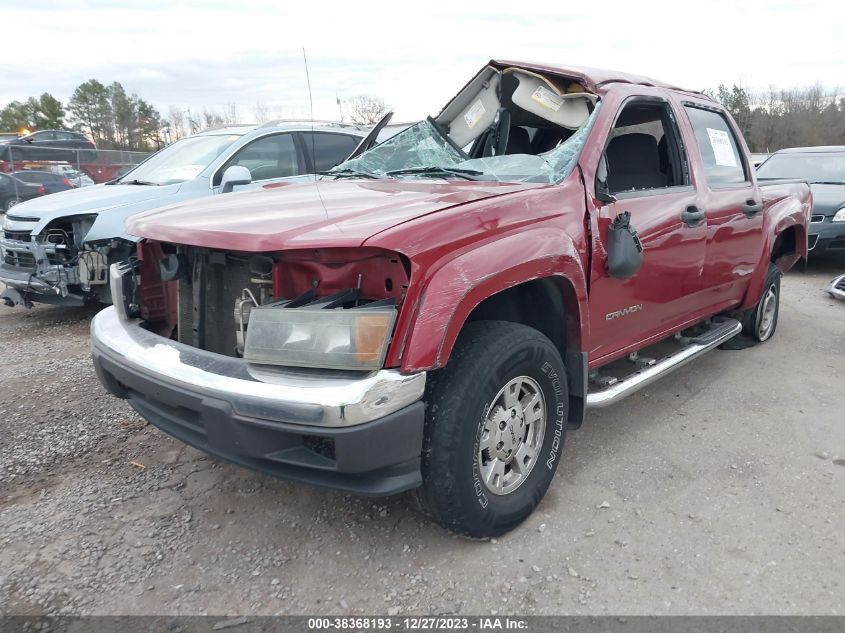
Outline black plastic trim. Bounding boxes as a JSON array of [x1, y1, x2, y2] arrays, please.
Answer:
[[93, 346, 425, 497]]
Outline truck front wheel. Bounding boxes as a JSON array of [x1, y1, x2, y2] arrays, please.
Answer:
[[414, 321, 569, 537]]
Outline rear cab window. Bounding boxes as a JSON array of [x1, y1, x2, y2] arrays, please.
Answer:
[[683, 105, 749, 187]]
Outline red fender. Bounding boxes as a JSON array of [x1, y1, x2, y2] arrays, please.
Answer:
[[739, 184, 811, 311], [397, 228, 589, 373]]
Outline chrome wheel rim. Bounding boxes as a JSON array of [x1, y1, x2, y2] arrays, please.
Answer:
[[477, 375, 546, 496], [6, 199, 17, 210], [756, 283, 778, 341]]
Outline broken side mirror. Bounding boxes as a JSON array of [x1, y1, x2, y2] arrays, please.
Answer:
[[595, 154, 617, 204], [606, 211, 644, 279], [220, 165, 252, 194]]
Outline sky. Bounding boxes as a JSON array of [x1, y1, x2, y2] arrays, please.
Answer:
[[2, 0, 844, 124]]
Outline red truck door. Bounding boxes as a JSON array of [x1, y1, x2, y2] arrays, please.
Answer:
[[677, 102, 764, 309], [584, 95, 710, 364]]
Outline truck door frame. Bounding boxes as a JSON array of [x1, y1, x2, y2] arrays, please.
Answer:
[[579, 87, 713, 366], [673, 97, 764, 311]]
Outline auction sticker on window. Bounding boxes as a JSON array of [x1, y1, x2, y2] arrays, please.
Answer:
[[531, 85, 564, 112], [706, 127, 737, 167], [463, 99, 486, 129]]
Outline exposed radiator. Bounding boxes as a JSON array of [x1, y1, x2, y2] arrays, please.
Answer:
[[175, 249, 266, 357]]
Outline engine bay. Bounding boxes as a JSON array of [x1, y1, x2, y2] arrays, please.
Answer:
[[137, 241, 410, 366]]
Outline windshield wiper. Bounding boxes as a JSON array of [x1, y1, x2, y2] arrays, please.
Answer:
[[318, 168, 382, 180], [810, 180, 845, 185], [385, 166, 484, 180], [120, 179, 160, 186]]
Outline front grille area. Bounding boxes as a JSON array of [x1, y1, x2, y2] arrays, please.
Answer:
[[3, 250, 36, 269], [835, 277, 845, 291], [46, 252, 70, 265], [3, 230, 32, 242], [808, 235, 819, 250], [810, 214, 825, 223], [176, 250, 263, 356]]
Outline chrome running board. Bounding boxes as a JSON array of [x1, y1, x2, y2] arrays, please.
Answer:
[[829, 274, 845, 301], [586, 318, 742, 409]]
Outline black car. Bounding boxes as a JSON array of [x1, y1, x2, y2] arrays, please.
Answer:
[[1, 130, 97, 162], [11, 170, 76, 194], [757, 146, 845, 259], [0, 173, 45, 211]]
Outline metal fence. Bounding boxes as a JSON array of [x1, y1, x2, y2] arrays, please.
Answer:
[[0, 143, 151, 210]]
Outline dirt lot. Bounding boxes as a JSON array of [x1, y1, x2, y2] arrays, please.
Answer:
[[1, 262, 843, 617]]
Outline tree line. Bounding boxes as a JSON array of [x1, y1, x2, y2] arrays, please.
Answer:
[[0, 80, 162, 152], [8, 77, 840, 155], [1, 81, 390, 152], [706, 84, 844, 153]]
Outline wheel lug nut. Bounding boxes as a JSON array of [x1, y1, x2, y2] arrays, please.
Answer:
[[499, 422, 506, 430]]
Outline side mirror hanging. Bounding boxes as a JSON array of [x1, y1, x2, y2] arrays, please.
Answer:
[[606, 211, 644, 279]]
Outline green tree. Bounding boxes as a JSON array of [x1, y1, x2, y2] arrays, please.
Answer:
[[714, 84, 752, 142], [109, 82, 136, 149], [0, 94, 64, 131], [68, 79, 113, 145], [31, 93, 65, 129], [0, 101, 31, 131], [136, 99, 163, 151]]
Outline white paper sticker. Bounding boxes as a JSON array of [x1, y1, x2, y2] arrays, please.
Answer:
[[706, 128, 737, 167], [531, 85, 564, 112], [463, 99, 486, 129]]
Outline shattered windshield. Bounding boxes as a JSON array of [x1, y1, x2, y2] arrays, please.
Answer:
[[330, 105, 600, 185]]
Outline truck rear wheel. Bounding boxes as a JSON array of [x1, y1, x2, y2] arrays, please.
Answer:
[[742, 263, 781, 342], [413, 321, 568, 537]]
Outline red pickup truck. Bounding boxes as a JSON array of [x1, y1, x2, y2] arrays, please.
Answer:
[[91, 61, 811, 537]]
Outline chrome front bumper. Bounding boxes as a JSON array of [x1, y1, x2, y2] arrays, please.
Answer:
[[90, 306, 426, 428]]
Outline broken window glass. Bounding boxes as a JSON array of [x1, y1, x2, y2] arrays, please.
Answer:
[[328, 103, 601, 185], [335, 120, 463, 176]]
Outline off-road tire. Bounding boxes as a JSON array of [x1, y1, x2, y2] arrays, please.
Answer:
[[412, 321, 569, 537]]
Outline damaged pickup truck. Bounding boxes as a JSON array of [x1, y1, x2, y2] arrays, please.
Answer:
[[0, 121, 366, 308], [91, 60, 811, 537]]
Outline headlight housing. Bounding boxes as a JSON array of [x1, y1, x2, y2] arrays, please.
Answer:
[[832, 207, 845, 222], [244, 305, 397, 371]]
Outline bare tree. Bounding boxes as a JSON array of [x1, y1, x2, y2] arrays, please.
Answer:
[[252, 102, 270, 124], [167, 106, 186, 140], [711, 83, 845, 152], [344, 95, 389, 125], [223, 102, 239, 125], [202, 108, 224, 130]]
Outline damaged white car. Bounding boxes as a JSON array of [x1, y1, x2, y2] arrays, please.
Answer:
[[0, 121, 367, 308]]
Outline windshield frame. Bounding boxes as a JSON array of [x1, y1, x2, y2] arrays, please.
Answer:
[[757, 151, 845, 184], [117, 132, 244, 186]]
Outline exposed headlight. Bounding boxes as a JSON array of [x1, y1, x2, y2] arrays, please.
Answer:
[[244, 306, 397, 371], [832, 207, 845, 222]]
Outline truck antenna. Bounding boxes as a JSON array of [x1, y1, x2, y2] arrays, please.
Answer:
[[302, 47, 328, 218]]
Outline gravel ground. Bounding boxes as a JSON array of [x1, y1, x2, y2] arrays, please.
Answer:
[[0, 262, 843, 617]]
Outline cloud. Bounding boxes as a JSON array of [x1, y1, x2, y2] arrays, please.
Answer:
[[1, 0, 843, 122]]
